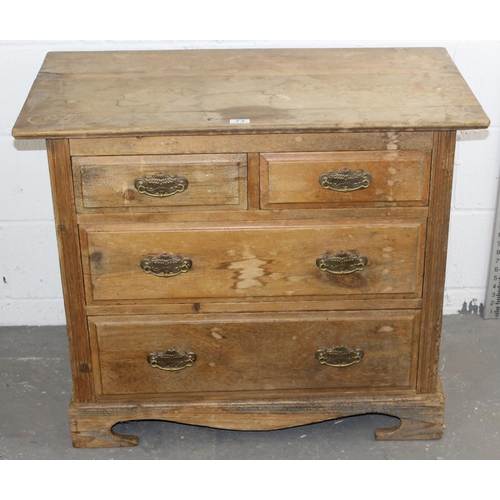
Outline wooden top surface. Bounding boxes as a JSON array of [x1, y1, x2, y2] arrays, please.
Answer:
[[12, 48, 490, 139]]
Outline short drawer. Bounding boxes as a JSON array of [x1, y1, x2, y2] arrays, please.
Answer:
[[81, 219, 426, 302], [260, 151, 430, 208], [89, 311, 420, 397], [72, 154, 247, 212]]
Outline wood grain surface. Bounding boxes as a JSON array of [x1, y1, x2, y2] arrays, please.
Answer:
[[13, 48, 489, 138], [418, 131, 457, 392], [69, 132, 435, 156], [68, 383, 444, 447], [80, 219, 426, 301], [46, 140, 95, 402], [72, 154, 247, 212], [261, 150, 431, 208], [89, 311, 420, 396]]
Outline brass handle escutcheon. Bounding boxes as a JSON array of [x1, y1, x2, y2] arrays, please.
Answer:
[[319, 168, 372, 192], [316, 251, 367, 275], [134, 172, 188, 197], [140, 253, 192, 278], [147, 349, 197, 371], [315, 346, 364, 368]]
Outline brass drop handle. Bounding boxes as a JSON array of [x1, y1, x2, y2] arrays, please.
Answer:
[[140, 253, 192, 278], [316, 251, 367, 275], [147, 349, 197, 371], [315, 346, 364, 368], [134, 172, 189, 197], [319, 168, 372, 192]]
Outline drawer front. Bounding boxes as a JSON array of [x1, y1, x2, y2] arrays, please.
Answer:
[[260, 151, 430, 208], [72, 154, 247, 212], [82, 219, 426, 302], [90, 311, 420, 397]]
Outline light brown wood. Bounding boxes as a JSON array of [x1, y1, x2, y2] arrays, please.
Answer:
[[84, 298, 423, 316], [261, 151, 431, 208], [76, 206, 429, 225], [13, 49, 489, 139], [68, 132, 435, 156], [80, 219, 426, 302], [89, 311, 420, 397], [13, 49, 489, 447], [247, 152, 260, 210], [46, 140, 95, 402], [72, 154, 247, 213], [418, 131, 457, 393], [68, 383, 444, 447]]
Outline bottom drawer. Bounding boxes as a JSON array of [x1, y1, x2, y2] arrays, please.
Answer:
[[89, 311, 420, 397]]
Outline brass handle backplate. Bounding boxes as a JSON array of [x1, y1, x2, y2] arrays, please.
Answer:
[[140, 253, 192, 278], [315, 346, 364, 368], [147, 349, 197, 371], [316, 251, 367, 275], [319, 168, 372, 192], [134, 172, 188, 197]]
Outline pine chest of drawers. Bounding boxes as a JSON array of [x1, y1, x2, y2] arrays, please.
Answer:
[[13, 48, 489, 447]]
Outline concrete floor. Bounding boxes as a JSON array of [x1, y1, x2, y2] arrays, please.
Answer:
[[1, 314, 499, 459]]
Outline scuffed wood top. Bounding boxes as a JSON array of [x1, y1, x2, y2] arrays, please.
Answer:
[[12, 48, 490, 139]]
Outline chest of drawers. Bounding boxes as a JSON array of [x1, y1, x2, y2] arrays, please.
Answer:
[[13, 48, 489, 447]]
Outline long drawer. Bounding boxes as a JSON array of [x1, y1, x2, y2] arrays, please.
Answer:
[[89, 311, 420, 397], [81, 219, 426, 302]]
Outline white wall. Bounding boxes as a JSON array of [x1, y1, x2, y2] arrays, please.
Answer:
[[1, 40, 499, 325]]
